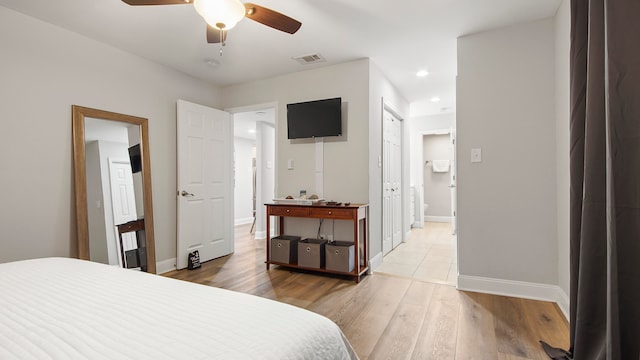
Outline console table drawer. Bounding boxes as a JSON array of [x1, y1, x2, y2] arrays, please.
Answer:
[[269, 206, 309, 217], [309, 208, 353, 219]]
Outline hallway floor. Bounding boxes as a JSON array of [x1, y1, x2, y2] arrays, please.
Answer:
[[375, 222, 457, 285]]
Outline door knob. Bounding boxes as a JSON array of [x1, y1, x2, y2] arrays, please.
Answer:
[[180, 190, 194, 197]]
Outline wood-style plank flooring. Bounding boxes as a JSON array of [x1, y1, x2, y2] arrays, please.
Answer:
[[164, 224, 569, 359]]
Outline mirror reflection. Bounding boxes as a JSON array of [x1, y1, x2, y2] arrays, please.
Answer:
[[73, 106, 156, 273], [85, 118, 145, 269]]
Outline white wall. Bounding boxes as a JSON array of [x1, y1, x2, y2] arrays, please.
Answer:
[[222, 59, 409, 263], [457, 18, 557, 291], [255, 121, 275, 239], [555, 0, 571, 311], [0, 7, 221, 265], [223, 60, 370, 201], [221, 60, 369, 240], [86, 141, 108, 264], [234, 137, 255, 225]]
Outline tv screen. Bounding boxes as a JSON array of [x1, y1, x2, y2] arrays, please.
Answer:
[[128, 144, 142, 174], [287, 97, 342, 139]]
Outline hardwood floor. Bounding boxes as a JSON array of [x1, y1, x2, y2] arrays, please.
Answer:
[[164, 224, 569, 359]]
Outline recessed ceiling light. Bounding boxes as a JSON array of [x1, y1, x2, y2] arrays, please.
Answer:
[[431, 96, 441, 102], [248, 129, 256, 133], [256, 111, 266, 116], [416, 70, 429, 77]]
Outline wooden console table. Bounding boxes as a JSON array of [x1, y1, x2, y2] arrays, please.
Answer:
[[265, 203, 368, 282], [116, 218, 147, 272]]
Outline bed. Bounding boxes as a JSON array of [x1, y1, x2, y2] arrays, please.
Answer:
[[0, 257, 358, 359]]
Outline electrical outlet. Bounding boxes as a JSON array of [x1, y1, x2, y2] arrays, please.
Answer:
[[471, 148, 482, 163], [319, 234, 325, 240]]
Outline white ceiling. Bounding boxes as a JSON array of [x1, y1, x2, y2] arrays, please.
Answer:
[[0, 0, 562, 116], [233, 107, 275, 141]]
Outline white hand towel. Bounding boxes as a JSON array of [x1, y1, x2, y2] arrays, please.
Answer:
[[432, 160, 450, 173]]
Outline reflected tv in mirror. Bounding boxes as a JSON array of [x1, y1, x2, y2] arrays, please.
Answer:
[[287, 97, 342, 139], [128, 144, 142, 173]]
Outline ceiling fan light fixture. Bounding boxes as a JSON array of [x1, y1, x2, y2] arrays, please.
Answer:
[[193, 0, 245, 30]]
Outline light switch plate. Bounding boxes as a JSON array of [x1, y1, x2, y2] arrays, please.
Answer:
[[471, 148, 482, 163], [287, 159, 294, 170]]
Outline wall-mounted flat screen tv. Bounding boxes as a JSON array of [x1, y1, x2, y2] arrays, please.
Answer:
[[287, 97, 342, 139], [128, 144, 142, 174]]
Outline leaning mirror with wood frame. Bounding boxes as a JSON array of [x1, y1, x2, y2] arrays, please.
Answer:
[[72, 105, 156, 273]]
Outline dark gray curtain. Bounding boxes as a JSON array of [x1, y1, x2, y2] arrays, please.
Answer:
[[543, 0, 640, 359]]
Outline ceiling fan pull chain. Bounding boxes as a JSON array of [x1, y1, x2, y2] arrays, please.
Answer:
[[219, 28, 225, 56]]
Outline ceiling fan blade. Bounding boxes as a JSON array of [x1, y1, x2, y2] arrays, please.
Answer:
[[206, 26, 228, 44], [244, 3, 302, 34], [121, 0, 191, 5]]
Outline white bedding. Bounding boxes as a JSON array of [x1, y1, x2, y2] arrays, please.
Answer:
[[0, 258, 358, 360]]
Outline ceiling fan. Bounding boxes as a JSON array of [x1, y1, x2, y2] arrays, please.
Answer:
[[121, 0, 302, 45]]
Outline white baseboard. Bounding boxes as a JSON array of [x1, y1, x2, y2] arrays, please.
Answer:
[[156, 258, 177, 274], [235, 217, 254, 226], [555, 287, 570, 320], [458, 275, 570, 321], [425, 216, 452, 223], [368, 252, 383, 274], [254, 230, 266, 240]]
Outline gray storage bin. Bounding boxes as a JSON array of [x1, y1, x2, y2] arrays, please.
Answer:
[[270, 235, 301, 264], [326, 241, 355, 272], [298, 238, 327, 269]]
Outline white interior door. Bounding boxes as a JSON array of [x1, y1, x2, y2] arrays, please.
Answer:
[[382, 115, 392, 255], [382, 109, 403, 254], [449, 129, 457, 235], [109, 159, 137, 266], [177, 100, 233, 269], [390, 115, 402, 249]]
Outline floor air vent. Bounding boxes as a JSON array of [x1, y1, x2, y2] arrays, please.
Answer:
[[292, 53, 326, 65]]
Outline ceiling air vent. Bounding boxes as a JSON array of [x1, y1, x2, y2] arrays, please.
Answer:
[[292, 53, 326, 65]]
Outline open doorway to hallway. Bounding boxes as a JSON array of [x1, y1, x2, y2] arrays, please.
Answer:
[[376, 113, 457, 285], [232, 106, 275, 242]]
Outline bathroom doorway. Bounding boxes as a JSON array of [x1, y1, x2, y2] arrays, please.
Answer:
[[422, 130, 456, 234]]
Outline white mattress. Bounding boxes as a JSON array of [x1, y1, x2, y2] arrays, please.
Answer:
[[0, 258, 358, 360]]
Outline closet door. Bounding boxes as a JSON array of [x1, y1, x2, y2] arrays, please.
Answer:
[[382, 109, 403, 255]]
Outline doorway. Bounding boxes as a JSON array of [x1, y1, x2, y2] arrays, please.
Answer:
[[229, 105, 276, 241], [422, 130, 456, 231], [376, 125, 458, 286], [108, 158, 138, 267]]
